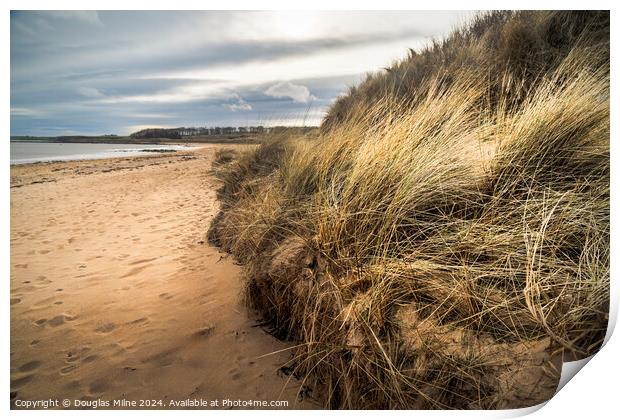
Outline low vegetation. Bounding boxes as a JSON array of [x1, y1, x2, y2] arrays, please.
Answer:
[[129, 126, 317, 141], [209, 11, 609, 409]]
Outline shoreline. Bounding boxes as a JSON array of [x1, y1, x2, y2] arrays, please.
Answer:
[[10, 146, 315, 409], [10, 137, 260, 145], [9, 142, 201, 166]]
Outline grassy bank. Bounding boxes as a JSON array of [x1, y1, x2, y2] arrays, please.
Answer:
[[208, 11, 609, 409]]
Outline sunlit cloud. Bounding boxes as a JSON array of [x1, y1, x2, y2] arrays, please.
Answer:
[[265, 82, 316, 103], [223, 93, 252, 112]]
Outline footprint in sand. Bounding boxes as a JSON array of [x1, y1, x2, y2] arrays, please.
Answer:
[[228, 368, 242, 381], [193, 325, 215, 339], [142, 347, 181, 367], [94, 322, 117, 334], [48, 314, 77, 327], [88, 378, 110, 394], [11, 375, 34, 389], [127, 317, 149, 326], [129, 257, 158, 266], [32, 275, 52, 287], [10, 298, 21, 305], [158, 293, 173, 300], [60, 365, 77, 375], [65, 380, 81, 390], [120, 265, 148, 279], [14, 263, 28, 269], [19, 360, 42, 373], [66, 353, 80, 363]]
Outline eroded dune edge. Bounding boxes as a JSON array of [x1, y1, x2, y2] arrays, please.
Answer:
[[208, 11, 610, 409]]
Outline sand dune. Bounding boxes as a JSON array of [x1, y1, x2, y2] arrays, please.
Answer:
[[10, 147, 316, 409]]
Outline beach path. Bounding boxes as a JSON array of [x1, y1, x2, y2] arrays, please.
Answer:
[[10, 146, 313, 409]]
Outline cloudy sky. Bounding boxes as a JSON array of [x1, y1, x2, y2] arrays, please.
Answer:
[[10, 10, 475, 136]]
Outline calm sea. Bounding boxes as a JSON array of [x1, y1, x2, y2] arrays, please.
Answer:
[[10, 142, 195, 165]]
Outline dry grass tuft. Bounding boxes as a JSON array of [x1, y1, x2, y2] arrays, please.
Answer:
[[208, 10, 609, 409]]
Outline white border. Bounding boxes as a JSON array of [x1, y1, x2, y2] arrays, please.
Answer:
[[3, 1, 618, 419]]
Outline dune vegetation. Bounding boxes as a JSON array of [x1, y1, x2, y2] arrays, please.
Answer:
[[208, 11, 610, 409]]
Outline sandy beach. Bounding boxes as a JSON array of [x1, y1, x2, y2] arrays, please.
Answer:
[[10, 146, 315, 409]]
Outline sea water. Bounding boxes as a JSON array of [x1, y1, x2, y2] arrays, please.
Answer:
[[10, 142, 195, 165]]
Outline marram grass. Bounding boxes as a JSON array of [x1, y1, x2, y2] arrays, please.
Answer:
[[209, 10, 609, 409]]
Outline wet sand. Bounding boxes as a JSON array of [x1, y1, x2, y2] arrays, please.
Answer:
[[10, 146, 315, 409]]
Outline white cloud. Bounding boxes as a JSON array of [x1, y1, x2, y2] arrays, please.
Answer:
[[264, 81, 316, 103], [224, 93, 252, 112], [226, 102, 252, 112], [127, 112, 174, 120], [148, 39, 425, 89], [11, 107, 43, 117], [48, 11, 103, 26], [77, 87, 105, 98], [93, 82, 226, 104]]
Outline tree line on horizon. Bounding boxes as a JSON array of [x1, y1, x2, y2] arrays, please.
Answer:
[[129, 126, 317, 139]]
